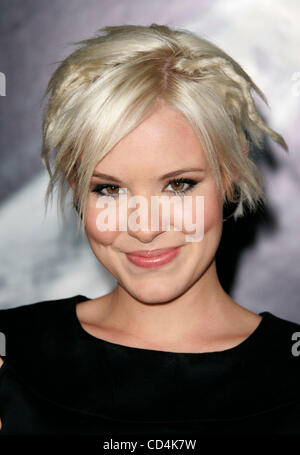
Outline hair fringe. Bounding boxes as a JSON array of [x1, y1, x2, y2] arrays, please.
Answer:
[[41, 23, 288, 231]]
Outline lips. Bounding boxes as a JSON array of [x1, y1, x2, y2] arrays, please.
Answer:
[[125, 246, 182, 268], [126, 248, 179, 258]]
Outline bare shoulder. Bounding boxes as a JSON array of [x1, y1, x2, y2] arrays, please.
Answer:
[[208, 302, 263, 350], [0, 357, 3, 368], [239, 307, 263, 329], [76, 294, 112, 325], [229, 304, 263, 337]]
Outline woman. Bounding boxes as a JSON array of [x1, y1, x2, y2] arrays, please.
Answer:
[[0, 24, 299, 435]]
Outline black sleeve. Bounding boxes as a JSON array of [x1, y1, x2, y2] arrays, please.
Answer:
[[0, 304, 40, 362]]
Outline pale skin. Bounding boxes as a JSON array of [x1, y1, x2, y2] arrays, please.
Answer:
[[0, 102, 262, 430], [72, 102, 262, 351]]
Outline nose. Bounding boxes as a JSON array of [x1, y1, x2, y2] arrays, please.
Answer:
[[128, 227, 162, 244], [126, 192, 167, 243]]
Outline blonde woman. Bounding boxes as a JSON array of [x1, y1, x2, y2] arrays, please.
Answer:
[[0, 24, 299, 435]]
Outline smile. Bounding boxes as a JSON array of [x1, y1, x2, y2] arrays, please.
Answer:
[[125, 246, 182, 268]]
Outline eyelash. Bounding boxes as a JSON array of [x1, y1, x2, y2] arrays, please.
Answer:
[[91, 178, 199, 198]]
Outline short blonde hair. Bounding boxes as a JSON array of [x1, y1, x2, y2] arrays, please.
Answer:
[[41, 23, 288, 235]]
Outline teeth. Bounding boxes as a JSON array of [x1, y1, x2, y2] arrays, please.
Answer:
[[127, 247, 178, 258], [141, 249, 171, 257]]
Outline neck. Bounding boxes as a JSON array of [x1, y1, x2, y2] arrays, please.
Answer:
[[97, 260, 240, 348]]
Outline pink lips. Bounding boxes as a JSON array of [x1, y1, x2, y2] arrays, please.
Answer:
[[125, 247, 182, 268]]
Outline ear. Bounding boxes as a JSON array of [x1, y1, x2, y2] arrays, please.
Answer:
[[69, 179, 76, 192], [242, 146, 248, 156], [66, 173, 77, 210], [66, 167, 77, 192]]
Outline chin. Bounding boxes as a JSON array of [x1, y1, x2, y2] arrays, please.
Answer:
[[120, 278, 186, 305]]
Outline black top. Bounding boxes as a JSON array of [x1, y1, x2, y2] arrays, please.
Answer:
[[0, 295, 299, 435]]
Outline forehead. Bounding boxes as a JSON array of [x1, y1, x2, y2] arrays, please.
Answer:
[[94, 103, 207, 173]]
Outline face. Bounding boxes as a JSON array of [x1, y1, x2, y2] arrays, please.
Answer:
[[82, 103, 224, 304]]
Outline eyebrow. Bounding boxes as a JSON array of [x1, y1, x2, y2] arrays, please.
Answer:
[[92, 167, 205, 183]]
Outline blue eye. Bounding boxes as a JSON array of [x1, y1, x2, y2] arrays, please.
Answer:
[[91, 178, 198, 198]]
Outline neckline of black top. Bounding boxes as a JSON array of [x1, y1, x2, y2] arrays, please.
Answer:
[[68, 294, 271, 357]]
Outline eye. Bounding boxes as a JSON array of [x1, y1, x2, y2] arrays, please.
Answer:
[[165, 178, 198, 195], [91, 184, 125, 198], [90, 178, 199, 198]]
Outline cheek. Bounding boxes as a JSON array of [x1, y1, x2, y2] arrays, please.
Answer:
[[84, 206, 119, 245], [84, 187, 223, 244], [177, 188, 223, 240], [203, 191, 223, 234]]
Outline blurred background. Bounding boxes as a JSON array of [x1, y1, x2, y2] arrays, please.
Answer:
[[0, 0, 299, 323]]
